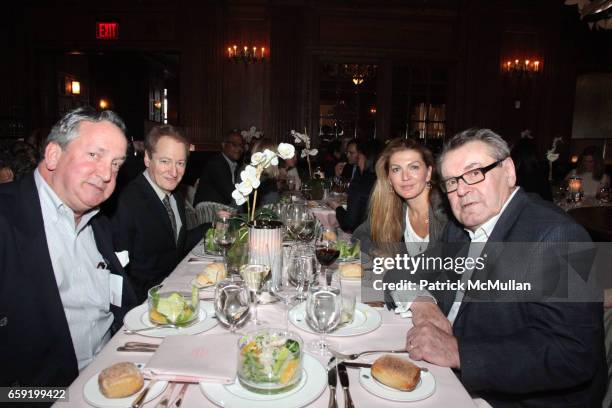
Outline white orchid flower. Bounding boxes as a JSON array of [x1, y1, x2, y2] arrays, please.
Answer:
[[261, 149, 278, 167], [236, 180, 254, 196], [250, 152, 266, 166], [240, 165, 260, 189], [232, 189, 247, 206], [308, 148, 318, 156], [546, 152, 560, 162], [277, 143, 295, 160]]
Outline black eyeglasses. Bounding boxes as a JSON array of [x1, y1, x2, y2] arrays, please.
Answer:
[[440, 159, 505, 193]]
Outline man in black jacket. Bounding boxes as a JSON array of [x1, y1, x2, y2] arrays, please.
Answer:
[[0, 107, 137, 392], [109, 125, 205, 302], [404, 128, 606, 407], [193, 131, 244, 207]]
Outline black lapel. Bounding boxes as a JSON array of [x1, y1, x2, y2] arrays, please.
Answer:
[[454, 189, 528, 321], [91, 216, 137, 328], [12, 175, 77, 360], [135, 174, 176, 241]]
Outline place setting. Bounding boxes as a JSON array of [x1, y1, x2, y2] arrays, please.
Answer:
[[82, 362, 169, 408]]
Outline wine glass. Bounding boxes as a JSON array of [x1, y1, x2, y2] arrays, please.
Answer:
[[305, 285, 342, 356], [240, 263, 271, 325], [286, 206, 316, 243], [315, 234, 340, 286], [287, 246, 316, 302], [214, 215, 235, 272], [214, 278, 250, 333]]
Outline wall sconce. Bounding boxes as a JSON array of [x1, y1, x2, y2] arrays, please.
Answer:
[[501, 59, 542, 76], [570, 154, 579, 164], [153, 100, 162, 110], [227, 45, 266, 64], [369, 107, 377, 114], [99, 99, 109, 109], [71, 81, 81, 95], [65, 77, 81, 95], [342, 64, 377, 86]]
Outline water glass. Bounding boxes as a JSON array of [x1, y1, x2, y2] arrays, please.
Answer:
[[214, 278, 250, 333], [287, 246, 316, 301], [305, 285, 342, 356]]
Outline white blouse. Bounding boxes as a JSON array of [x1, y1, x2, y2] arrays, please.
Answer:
[[404, 211, 429, 257]]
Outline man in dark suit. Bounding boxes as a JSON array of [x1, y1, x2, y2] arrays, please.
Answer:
[[403, 128, 606, 407], [334, 139, 361, 183], [0, 107, 137, 391], [109, 125, 205, 302], [193, 131, 245, 207]]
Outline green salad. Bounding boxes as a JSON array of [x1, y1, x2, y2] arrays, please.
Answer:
[[337, 240, 360, 260], [238, 332, 301, 387], [148, 286, 199, 326]]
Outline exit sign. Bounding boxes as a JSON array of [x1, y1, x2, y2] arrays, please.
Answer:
[[96, 22, 119, 40]]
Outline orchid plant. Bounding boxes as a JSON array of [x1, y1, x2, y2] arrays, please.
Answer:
[[240, 126, 263, 150], [546, 136, 563, 181], [232, 143, 296, 221], [291, 129, 318, 178]]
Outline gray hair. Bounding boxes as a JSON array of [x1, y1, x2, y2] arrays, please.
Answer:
[[437, 128, 510, 174], [45, 107, 127, 150]]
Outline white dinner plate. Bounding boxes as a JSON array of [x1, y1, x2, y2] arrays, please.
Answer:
[[83, 363, 168, 408], [123, 302, 217, 338], [359, 367, 435, 402], [191, 243, 223, 258], [200, 354, 326, 408], [289, 303, 381, 337]]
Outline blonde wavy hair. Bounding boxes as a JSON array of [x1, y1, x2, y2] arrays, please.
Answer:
[[369, 138, 435, 243]]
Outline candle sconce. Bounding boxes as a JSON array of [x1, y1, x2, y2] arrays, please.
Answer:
[[227, 45, 266, 64], [501, 59, 542, 78]]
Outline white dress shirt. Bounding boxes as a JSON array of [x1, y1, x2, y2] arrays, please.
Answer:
[[34, 169, 113, 370], [143, 170, 183, 236], [446, 187, 520, 324]]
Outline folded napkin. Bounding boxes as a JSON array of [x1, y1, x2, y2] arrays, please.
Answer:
[[142, 334, 238, 384]]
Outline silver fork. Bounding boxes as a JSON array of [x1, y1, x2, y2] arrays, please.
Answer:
[[124, 319, 198, 334]]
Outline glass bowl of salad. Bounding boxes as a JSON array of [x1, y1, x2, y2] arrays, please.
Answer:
[[147, 285, 199, 327], [237, 328, 303, 394]]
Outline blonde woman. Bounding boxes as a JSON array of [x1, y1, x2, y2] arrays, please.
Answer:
[[354, 138, 449, 256]]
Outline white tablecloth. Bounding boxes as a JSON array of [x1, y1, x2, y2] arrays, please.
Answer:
[[55, 253, 475, 408]]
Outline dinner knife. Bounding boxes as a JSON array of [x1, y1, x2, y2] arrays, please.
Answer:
[[337, 363, 355, 408], [328, 357, 338, 408]]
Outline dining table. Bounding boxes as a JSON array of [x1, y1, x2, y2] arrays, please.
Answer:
[[55, 243, 476, 408]]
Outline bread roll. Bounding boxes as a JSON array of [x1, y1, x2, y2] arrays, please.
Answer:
[[323, 230, 337, 241], [371, 355, 420, 391], [197, 262, 226, 285], [98, 362, 144, 398], [339, 263, 362, 278]]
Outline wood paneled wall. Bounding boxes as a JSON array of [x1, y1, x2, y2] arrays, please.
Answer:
[[4, 0, 611, 156]]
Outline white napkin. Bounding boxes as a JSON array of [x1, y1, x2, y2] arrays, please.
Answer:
[[142, 334, 238, 384], [115, 251, 130, 267]]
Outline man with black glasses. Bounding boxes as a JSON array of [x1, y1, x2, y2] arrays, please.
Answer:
[[402, 128, 606, 407]]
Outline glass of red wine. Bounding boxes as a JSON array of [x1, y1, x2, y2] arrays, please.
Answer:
[[315, 231, 340, 287]]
